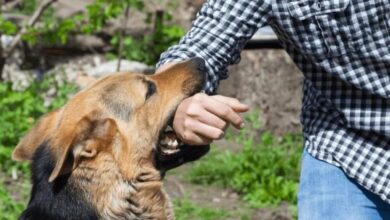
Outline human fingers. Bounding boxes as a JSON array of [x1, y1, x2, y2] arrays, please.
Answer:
[[192, 94, 244, 129], [211, 95, 249, 113]]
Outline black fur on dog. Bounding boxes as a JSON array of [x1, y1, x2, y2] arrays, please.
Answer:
[[19, 142, 98, 220], [19, 141, 209, 220]]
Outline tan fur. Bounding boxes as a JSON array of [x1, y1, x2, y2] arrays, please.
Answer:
[[12, 109, 62, 161], [13, 60, 204, 219]]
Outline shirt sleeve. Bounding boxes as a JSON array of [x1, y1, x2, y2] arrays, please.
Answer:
[[156, 0, 272, 94]]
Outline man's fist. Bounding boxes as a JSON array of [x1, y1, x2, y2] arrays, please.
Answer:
[[173, 93, 249, 145]]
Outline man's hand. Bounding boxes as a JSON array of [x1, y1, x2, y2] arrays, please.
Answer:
[[156, 62, 249, 145], [173, 93, 249, 145]]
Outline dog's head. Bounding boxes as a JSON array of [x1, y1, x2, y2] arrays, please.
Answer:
[[12, 58, 207, 183]]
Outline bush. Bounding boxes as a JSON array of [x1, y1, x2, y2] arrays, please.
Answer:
[[109, 21, 184, 65], [0, 77, 76, 173], [0, 77, 76, 219], [2, 0, 184, 66]]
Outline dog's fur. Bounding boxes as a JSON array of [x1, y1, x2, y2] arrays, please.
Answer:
[[12, 58, 209, 220]]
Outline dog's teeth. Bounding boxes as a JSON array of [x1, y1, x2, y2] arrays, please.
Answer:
[[160, 138, 169, 146], [165, 149, 180, 154], [172, 139, 178, 146]]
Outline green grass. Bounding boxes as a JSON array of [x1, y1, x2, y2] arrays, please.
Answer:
[[174, 196, 252, 220], [0, 77, 76, 173], [174, 197, 231, 220], [186, 110, 303, 210], [0, 173, 31, 220]]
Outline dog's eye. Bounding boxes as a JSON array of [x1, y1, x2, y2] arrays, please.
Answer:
[[145, 81, 156, 100]]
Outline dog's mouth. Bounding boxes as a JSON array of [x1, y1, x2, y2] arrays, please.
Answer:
[[155, 114, 210, 172], [157, 123, 182, 155]]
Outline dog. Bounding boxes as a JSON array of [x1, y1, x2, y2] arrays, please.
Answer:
[[12, 58, 210, 220]]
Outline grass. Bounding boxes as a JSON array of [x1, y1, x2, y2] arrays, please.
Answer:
[[0, 173, 31, 220], [186, 110, 303, 212], [174, 197, 232, 220], [174, 196, 252, 220]]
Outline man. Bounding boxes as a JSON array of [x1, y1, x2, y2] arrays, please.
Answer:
[[156, 0, 390, 219]]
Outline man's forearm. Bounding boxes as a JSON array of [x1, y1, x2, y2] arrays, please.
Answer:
[[157, 0, 272, 94]]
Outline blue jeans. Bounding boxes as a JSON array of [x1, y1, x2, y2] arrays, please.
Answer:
[[298, 149, 390, 220]]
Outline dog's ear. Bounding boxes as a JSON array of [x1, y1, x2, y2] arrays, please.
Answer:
[[12, 109, 62, 161], [48, 117, 117, 182]]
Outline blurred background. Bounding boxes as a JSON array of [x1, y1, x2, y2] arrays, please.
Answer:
[[0, 0, 304, 219]]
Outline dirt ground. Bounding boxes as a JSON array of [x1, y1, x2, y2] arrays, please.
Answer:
[[164, 139, 294, 220], [165, 172, 292, 220]]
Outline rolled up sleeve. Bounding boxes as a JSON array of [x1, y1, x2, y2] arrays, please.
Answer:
[[156, 0, 272, 93]]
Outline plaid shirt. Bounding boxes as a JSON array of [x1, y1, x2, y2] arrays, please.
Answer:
[[157, 0, 390, 203]]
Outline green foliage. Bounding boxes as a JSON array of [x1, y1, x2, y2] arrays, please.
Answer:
[[224, 109, 262, 143], [0, 183, 24, 220], [83, 0, 143, 34], [109, 21, 184, 65], [21, 0, 142, 45], [108, 7, 184, 65], [0, 175, 31, 220], [187, 111, 302, 208], [174, 197, 231, 220], [2, 0, 182, 64], [5, 0, 144, 45], [0, 77, 76, 218], [18, 0, 37, 15], [0, 17, 17, 35], [0, 77, 76, 173]]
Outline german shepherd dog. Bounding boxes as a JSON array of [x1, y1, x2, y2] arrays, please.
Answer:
[[12, 58, 210, 220]]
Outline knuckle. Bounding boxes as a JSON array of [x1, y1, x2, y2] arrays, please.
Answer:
[[221, 108, 231, 117], [215, 120, 226, 130], [193, 93, 205, 101], [207, 130, 218, 139], [183, 118, 192, 128], [183, 131, 192, 141], [231, 98, 240, 105], [186, 103, 199, 116]]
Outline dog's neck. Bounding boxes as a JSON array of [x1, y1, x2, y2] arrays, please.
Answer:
[[74, 152, 174, 220], [21, 143, 174, 220]]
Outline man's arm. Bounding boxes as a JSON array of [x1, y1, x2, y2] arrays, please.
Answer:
[[157, 0, 272, 93], [157, 0, 272, 145]]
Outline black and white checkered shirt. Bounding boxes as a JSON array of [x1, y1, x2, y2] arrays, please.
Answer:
[[157, 0, 390, 203]]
